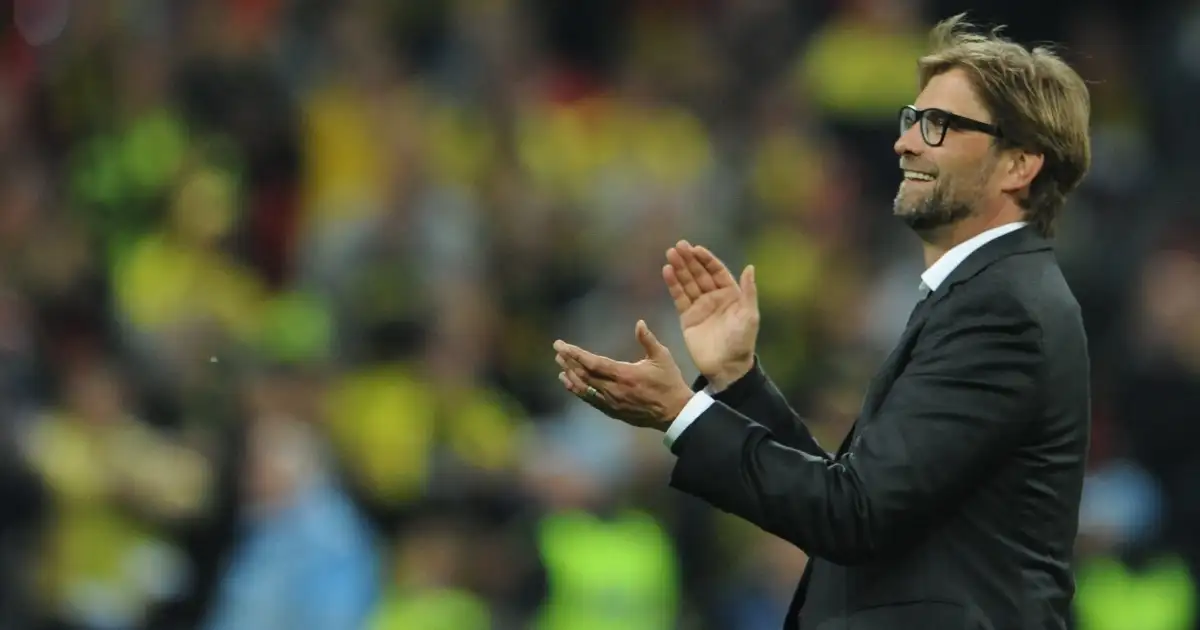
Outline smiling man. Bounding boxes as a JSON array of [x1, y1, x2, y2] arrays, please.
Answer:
[[553, 14, 1094, 630]]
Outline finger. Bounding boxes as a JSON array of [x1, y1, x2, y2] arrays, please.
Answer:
[[556, 352, 593, 390], [553, 342, 621, 380], [559, 368, 589, 396], [635, 320, 668, 360], [560, 352, 589, 377], [679, 244, 718, 293], [693, 245, 738, 289], [663, 264, 692, 312], [666, 246, 703, 301], [740, 264, 758, 308], [558, 371, 578, 395], [575, 386, 614, 415], [563, 368, 617, 414]]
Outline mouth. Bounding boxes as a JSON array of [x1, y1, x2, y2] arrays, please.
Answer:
[[902, 170, 936, 182]]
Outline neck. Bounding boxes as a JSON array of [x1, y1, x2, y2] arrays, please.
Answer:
[[919, 204, 1023, 269]]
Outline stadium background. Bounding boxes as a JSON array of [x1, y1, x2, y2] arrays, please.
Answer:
[[0, 0, 1198, 628]]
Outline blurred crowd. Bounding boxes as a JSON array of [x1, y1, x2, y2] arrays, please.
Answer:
[[0, 0, 1198, 628]]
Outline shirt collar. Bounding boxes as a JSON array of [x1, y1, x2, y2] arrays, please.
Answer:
[[920, 222, 1027, 293]]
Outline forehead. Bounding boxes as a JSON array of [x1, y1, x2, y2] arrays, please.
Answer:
[[913, 67, 991, 122]]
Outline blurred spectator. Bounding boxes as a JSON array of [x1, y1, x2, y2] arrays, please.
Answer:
[[202, 396, 378, 630], [367, 512, 492, 630], [522, 428, 682, 630], [20, 359, 208, 630]]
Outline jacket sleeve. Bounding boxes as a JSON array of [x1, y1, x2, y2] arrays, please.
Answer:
[[670, 286, 1043, 565], [692, 358, 831, 461]]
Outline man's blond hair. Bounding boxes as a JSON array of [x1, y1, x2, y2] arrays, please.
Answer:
[[918, 14, 1091, 237]]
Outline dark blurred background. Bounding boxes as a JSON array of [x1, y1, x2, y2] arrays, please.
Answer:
[[0, 0, 1197, 628]]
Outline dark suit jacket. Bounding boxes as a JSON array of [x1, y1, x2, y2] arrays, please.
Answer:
[[669, 227, 1091, 630]]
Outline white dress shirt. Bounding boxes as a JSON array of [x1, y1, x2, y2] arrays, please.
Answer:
[[664, 221, 1028, 448]]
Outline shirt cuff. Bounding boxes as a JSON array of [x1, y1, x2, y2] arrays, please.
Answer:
[[664, 391, 715, 448]]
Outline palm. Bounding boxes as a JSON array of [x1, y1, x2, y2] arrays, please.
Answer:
[[680, 287, 754, 375], [663, 242, 760, 379]]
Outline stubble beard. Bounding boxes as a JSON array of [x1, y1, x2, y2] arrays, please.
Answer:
[[893, 180, 975, 237]]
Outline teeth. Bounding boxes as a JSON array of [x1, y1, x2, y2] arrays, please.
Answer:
[[904, 171, 935, 181]]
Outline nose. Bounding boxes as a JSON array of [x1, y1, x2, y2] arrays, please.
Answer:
[[894, 123, 924, 157]]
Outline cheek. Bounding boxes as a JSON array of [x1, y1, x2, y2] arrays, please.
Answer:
[[970, 166, 1001, 195], [937, 173, 961, 196], [940, 166, 988, 197]]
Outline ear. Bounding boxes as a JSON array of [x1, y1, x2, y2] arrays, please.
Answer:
[[998, 150, 1045, 195]]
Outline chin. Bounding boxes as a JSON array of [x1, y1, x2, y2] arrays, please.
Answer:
[[894, 186, 929, 209], [892, 197, 926, 219], [900, 211, 953, 234], [901, 205, 975, 235]]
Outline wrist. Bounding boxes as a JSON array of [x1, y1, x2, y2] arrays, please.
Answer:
[[707, 358, 754, 393], [658, 386, 695, 431]]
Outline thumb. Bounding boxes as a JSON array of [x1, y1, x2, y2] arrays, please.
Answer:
[[636, 320, 668, 360], [740, 265, 758, 307]]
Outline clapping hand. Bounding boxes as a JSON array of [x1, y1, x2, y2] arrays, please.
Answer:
[[554, 320, 694, 431], [664, 241, 760, 391]]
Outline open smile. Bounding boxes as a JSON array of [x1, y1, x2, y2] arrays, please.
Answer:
[[902, 170, 936, 182]]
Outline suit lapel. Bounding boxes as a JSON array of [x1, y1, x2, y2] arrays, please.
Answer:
[[836, 298, 933, 456], [835, 227, 1052, 458], [859, 298, 933, 415]]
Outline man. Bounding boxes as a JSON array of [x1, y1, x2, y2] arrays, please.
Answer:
[[553, 14, 1092, 630]]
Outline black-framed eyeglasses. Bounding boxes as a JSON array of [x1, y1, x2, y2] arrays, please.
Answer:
[[898, 105, 1002, 147]]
